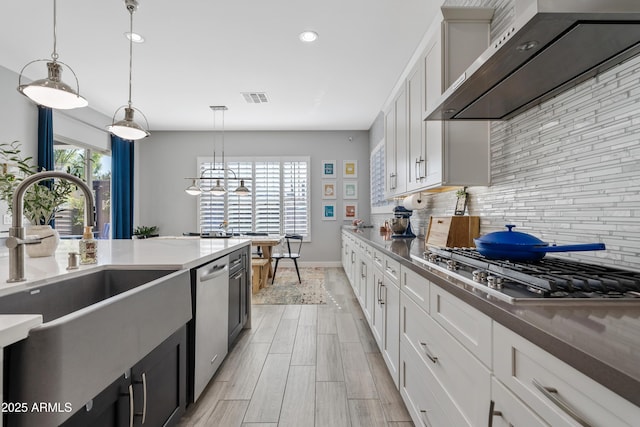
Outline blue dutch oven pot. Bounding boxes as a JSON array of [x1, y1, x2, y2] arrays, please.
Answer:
[[474, 225, 606, 262]]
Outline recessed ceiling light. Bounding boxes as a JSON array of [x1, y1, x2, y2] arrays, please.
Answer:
[[299, 31, 318, 43], [124, 32, 145, 43]]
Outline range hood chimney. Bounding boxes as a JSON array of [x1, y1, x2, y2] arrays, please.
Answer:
[[425, 0, 640, 121]]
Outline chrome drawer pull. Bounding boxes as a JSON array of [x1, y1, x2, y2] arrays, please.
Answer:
[[134, 372, 147, 424], [532, 378, 592, 427], [487, 400, 504, 427], [121, 384, 134, 427], [419, 342, 438, 363]]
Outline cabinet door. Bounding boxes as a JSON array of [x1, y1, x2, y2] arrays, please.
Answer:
[[384, 104, 396, 195], [228, 266, 248, 347], [363, 254, 375, 324], [407, 58, 425, 190], [60, 374, 131, 427], [131, 326, 187, 427], [371, 265, 385, 348], [394, 86, 408, 195], [382, 280, 400, 388]]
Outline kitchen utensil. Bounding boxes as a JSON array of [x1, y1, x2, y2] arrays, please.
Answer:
[[474, 225, 606, 262]]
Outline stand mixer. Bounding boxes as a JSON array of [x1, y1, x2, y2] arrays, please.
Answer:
[[390, 206, 416, 238]]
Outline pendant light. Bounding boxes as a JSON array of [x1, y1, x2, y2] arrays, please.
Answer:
[[108, 0, 150, 141], [17, 0, 88, 109], [184, 106, 251, 196]]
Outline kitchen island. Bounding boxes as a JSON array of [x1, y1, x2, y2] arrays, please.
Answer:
[[0, 237, 252, 427], [343, 226, 640, 426]]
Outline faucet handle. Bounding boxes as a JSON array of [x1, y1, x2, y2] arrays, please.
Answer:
[[5, 234, 52, 248]]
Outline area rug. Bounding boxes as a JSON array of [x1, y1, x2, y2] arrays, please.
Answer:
[[252, 267, 327, 305]]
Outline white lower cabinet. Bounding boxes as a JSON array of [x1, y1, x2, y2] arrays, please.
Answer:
[[401, 291, 490, 427], [400, 340, 461, 427], [494, 323, 640, 427]]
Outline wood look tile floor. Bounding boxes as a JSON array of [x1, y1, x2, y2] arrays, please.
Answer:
[[178, 267, 414, 427]]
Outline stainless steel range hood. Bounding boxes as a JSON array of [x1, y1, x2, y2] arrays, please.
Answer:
[[425, 0, 640, 121]]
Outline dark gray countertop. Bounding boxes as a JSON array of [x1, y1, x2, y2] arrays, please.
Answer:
[[343, 227, 640, 407]]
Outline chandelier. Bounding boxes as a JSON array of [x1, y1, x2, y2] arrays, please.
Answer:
[[184, 106, 251, 196]]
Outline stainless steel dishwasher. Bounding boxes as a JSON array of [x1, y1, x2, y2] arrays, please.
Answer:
[[193, 255, 229, 401]]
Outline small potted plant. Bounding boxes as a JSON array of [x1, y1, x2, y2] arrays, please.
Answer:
[[0, 141, 76, 257], [133, 225, 159, 239]]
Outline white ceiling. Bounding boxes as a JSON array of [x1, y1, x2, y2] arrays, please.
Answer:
[[0, 0, 439, 131]]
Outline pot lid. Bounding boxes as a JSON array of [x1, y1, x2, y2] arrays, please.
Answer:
[[475, 224, 545, 246]]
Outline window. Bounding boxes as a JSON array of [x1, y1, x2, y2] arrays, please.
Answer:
[[198, 157, 310, 239], [370, 141, 392, 212], [54, 141, 111, 238]]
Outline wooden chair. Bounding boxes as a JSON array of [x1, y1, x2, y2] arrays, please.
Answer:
[[271, 234, 303, 284]]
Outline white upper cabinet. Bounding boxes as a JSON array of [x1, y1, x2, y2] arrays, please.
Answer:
[[384, 6, 494, 197], [385, 86, 408, 197]]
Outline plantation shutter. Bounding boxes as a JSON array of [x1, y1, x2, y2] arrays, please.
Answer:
[[226, 161, 253, 234], [196, 156, 310, 239], [254, 161, 281, 234], [198, 160, 225, 234], [282, 161, 309, 236]]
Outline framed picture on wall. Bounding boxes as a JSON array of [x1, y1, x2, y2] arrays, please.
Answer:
[[343, 160, 358, 178], [322, 203, 336, 220], [321, 160, 337, 178], [322, 180, 337, 199], [344, 203, 358, 220], [343, 181, 357, 199]]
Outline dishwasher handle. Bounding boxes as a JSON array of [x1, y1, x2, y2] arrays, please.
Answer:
[[200, 264, 229, 282]]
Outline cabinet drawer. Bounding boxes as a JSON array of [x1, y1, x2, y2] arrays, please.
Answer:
[[401, 293, 490, 427], [491, 377, 548, 427], [400, 340, 465, 427], [494, 323, 640, 427], [383, 256, 400, 283], [430, 285, 492, 366], [400, 265, 430, 314]]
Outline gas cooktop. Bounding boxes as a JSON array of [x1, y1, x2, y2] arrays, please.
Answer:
[[411, 247, 640, 304]]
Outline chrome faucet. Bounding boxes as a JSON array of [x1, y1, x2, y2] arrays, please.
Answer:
[[5, 171, 95, 283]]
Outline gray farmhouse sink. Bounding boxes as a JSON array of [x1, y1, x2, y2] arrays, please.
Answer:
[[2, 268, 192, 427]]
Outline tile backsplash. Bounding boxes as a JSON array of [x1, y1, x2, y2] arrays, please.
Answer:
[[374, 0, 640, 270]]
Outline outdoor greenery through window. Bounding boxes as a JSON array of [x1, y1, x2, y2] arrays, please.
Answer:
[[198, 156, 310, 239], [54, 141, 111, 238]]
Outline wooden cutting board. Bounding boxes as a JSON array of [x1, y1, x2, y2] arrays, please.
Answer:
[[426, 216, 480, 248]]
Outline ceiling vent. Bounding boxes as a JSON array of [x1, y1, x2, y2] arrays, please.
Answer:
[[241, 92, 269, 104]]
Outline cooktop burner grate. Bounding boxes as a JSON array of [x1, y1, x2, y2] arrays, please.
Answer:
[[425, 247, 640, 299]]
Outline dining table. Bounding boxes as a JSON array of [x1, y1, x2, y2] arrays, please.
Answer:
[[244, 234, 283, 278]]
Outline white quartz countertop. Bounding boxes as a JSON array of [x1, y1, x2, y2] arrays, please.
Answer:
[[0, 237, 251, 297], [0, 314, 42, 348]]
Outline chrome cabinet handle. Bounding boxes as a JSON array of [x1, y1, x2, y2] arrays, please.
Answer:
[[232, 271, 243, 280], [420, 409, 433, 427], [377, 280, 383, 303], [419, 342, 438, 363], [487, 400, 504, 427], [361, 262, 367, 278], [532, 378, 592, 427], [122, 384, 134, 427], [134, 372, 147, 424], [380, 284, 386, 305]]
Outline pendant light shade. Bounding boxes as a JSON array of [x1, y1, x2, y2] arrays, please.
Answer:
[[109, 106, 150, 140], [109, 0, 149, 141], [234, 179, 250, 196], [185, 179, 202, 196], [17, 0, 87, 109], [210, 179, 227, 196]]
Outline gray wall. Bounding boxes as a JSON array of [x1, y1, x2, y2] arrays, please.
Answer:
[[372, 0, 640, 271], [136, 130, 370, 264]]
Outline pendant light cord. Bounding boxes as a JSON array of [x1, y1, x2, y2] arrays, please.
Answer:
[[51, 0, 59, 60], [127, 4, 135, 107]]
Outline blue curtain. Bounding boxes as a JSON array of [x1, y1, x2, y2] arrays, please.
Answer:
[[37, 106, 54, 172], [111, 135, 134, 239]]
